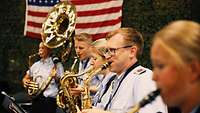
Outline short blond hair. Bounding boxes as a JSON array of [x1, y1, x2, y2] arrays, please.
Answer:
[[92, 38, 107, 57], [106, 27, 144, 57], [74, 33, 93, 45]]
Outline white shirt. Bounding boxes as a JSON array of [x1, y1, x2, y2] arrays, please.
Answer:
[[95, 65, 168, 113], [94, 72, 116, 108], [28, 57, 64, 98]]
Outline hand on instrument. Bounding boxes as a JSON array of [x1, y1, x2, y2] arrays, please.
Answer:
[[26, 81, 39, 90], [82, 108, 112, 113], [70, 84, 84, 96], [23, 78, 32, 88], [50, 66, 57, 78]]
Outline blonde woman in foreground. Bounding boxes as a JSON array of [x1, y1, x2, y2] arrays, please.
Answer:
[[151, 20, 200, 113]]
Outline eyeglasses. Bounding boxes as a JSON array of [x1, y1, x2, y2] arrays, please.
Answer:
[[105, 45, 132, 55]]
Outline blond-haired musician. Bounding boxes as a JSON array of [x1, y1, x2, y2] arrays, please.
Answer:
[[82, 28, 167, 113]]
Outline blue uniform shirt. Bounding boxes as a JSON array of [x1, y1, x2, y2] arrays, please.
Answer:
[[28, 57, 64, 98]]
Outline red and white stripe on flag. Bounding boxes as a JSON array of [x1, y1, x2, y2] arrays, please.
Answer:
[[24, 0, 123, 40]]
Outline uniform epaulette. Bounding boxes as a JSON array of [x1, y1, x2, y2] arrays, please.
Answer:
[[133, 67, 146, 75]]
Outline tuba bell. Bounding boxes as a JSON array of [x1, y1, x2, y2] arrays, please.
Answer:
[[41, 1, 76, 48], [26, 1, 77, 98]]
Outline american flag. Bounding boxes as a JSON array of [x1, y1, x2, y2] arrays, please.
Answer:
[[24, 0, 123, 40]]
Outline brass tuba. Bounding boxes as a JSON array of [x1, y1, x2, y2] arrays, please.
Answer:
[[41, 1, 76, 48], [26, 1, 76, 97]]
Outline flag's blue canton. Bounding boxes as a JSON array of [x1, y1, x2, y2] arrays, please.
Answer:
[[28, 0, 60, 6]]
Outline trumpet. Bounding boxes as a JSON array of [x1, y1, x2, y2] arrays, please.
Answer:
[[128, 89, 160, 113]]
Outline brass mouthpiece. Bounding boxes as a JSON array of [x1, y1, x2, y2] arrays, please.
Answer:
[[101, 61, 111, 70]]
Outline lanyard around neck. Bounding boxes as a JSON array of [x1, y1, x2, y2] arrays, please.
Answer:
[[104, 62, 139, 110]]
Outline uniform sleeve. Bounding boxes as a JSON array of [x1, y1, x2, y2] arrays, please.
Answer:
[[133, 70, 168, 113], [56, 62, 64, 78], [28, 62, 37, 77]]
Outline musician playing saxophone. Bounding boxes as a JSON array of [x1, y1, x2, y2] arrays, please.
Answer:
[[82, 28, 167, 113], [22, 42, 64, 113]]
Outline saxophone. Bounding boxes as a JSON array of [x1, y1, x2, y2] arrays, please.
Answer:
[[81, 62, 111, 109]]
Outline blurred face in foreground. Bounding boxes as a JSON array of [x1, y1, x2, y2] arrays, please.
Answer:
[[151, 21, 200, 113], [151, 40, 194, 107]]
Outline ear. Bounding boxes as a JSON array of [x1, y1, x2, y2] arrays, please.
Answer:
[[129, 46, 137, 58], [188, 61, 200, 83]]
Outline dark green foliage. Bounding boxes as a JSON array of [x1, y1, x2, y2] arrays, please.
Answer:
[[0, 0, 192, 93], [122, 0, 190, 68]]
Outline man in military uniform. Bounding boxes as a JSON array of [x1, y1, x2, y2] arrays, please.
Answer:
[[83, 28, 168, 113], [22, 42, 64, 113]]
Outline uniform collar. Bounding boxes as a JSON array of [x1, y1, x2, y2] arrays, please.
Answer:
[[40, 57, 51, 64]]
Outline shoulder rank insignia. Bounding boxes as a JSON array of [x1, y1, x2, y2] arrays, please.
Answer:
[[133, 68, 146, 75]]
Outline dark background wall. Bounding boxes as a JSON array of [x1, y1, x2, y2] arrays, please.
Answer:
[[0, 0, 196, 94]]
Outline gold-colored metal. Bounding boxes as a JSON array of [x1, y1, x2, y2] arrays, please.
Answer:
[[56, 61, 110, 111], [27, 67, 56, 97], [61, 41, 73, 62], [28, 53, 39, 68], [57, 72, 80, 113], [81, 62, 111, 109], [27, 81, 39, 96], [26, 53, 39, 96], [56, 57, 81, 113], [27, 0, 77, 100], [41, 1, 76, 48]]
